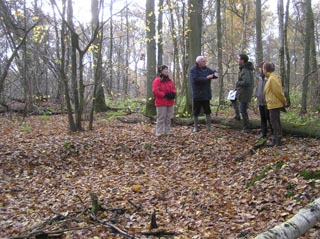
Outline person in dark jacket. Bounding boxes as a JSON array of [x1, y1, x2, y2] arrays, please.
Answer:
[[190, 56, 219, 132], [255, 61, 272, 139], [235, 54, 254, 131], [152, 65, 177, 137]]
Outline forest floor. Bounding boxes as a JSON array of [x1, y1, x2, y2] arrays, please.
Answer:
[[0, 112, 320, 239]]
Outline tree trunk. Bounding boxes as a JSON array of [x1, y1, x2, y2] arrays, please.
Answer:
[[187, 0, 203, 115], [308, 4, 319, 111], [90, 0, 107, 130], [177, 1, 191, 116], [255, 0, 263, 66], [167, 0, 180, 88], [107, 0, 114, 96], [254, 198, 320, 239], [145, 0, 156, 116], [240, 1, 249, 52], [67, 0, 78, 131], [278, 0, 285, 86], [284, 0, 291, 99], [216, 0, 224, 112], [157, 0, 164, 67], [124, 2, 129, 96], [300, 0, 313, 115]]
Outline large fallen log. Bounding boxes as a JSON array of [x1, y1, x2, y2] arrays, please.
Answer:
[[173, 116, 320, 138], [254, 198, 320, 239]]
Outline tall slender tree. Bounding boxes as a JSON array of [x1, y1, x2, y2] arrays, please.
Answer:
[[145, 0, 156, 116], [301, 0, 313, 114], [186, 0, 203, 114], [278, 0, 286, 85], [124, 1, 130, 96], [308, 2, 319, 110], [91, 0, 108, 129], [107, 0, 114, 96], [284, 0, 291, 99], [255, 0, 263, 66], [157, 0, 164, 67], [216, 0, 224, 110]]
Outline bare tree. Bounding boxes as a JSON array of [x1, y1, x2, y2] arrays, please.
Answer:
[[300, 0, 313, 114], [216, 0, 224, 111], [90, 0, 108, 130], [157, 0, 164, 67], [145, 0, 156, 116], [186, 0, 203, 114], [255, 0, 263, 66]]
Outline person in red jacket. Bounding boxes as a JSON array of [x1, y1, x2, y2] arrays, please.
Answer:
[[152, 65, 177, 137]]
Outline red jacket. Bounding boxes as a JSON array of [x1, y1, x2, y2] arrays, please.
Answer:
[[152, 76, 176, 107]]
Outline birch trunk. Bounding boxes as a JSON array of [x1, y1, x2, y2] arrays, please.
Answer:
[[255, 198, 320, 239]]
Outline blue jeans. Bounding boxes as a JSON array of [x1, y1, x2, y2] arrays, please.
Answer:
[[239, 102, 249, 119]]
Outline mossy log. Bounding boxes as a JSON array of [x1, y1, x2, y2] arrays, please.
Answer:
[[173, 116, 320, 138]]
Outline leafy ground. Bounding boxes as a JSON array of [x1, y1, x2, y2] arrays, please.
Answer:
[[0, 113, 320, 239]]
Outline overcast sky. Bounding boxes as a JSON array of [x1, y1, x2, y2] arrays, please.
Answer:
[[68, 0, 279, 24]]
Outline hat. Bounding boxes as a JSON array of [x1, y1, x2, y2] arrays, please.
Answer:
[[158, 65, 168, 73]]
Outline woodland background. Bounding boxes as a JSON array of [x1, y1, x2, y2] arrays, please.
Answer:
[[0, 0, 320, 238]]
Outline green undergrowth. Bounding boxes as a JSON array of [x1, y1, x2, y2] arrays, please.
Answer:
[[300, 170, 320, 180], [281, 110, 320, 127], [246, 161, 285, 187], [99, 96, 319, 128], [105, 96, 145, 113]]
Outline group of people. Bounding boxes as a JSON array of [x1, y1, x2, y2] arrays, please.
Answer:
[[151, 54, 288, 147]]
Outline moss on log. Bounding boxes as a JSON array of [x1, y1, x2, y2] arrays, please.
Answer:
[[173, 116, 320, 138]]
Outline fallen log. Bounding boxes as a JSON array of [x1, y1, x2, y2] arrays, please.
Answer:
[[254, 198, 320, 239], [173, 116, 320, 138]]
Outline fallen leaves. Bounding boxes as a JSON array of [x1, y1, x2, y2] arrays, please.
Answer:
[[0, 114, 320, 238]]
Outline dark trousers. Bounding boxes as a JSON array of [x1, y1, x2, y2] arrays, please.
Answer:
[[193, 100, 211, 116], [239, 102, 249, 119], [231, 100, 240, 118], [259, 105, 272, 136], [269, 108, 282, 137]]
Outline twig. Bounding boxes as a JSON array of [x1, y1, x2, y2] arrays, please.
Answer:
[[140, 230, 176, 236], [235, 139, 267, 161], [128, 199, 141, 212], [9, 226, 95, 239], [96, 218, 137, 239]]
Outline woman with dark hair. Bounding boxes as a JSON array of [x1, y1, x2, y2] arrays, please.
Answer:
[[263, 62, 287, 146], [152, 65, 176, 137]]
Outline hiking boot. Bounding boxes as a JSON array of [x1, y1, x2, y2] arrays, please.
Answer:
[[234, 115, 241, 121], [256, 134, 267, 139], [193, 116, 199, 133]]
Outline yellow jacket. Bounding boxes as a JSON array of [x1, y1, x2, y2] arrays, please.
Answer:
[[264, 72, 286, 110]]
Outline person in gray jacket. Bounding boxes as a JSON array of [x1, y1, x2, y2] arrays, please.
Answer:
[[235, 54, 254, 131], [255, 61, 272, 139]]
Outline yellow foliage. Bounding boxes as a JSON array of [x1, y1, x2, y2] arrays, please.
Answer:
[[15, 11, 22, 17], [131, 184, 142, 192]]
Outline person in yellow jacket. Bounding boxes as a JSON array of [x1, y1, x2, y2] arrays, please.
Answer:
[[263, 62, 288, 146]]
